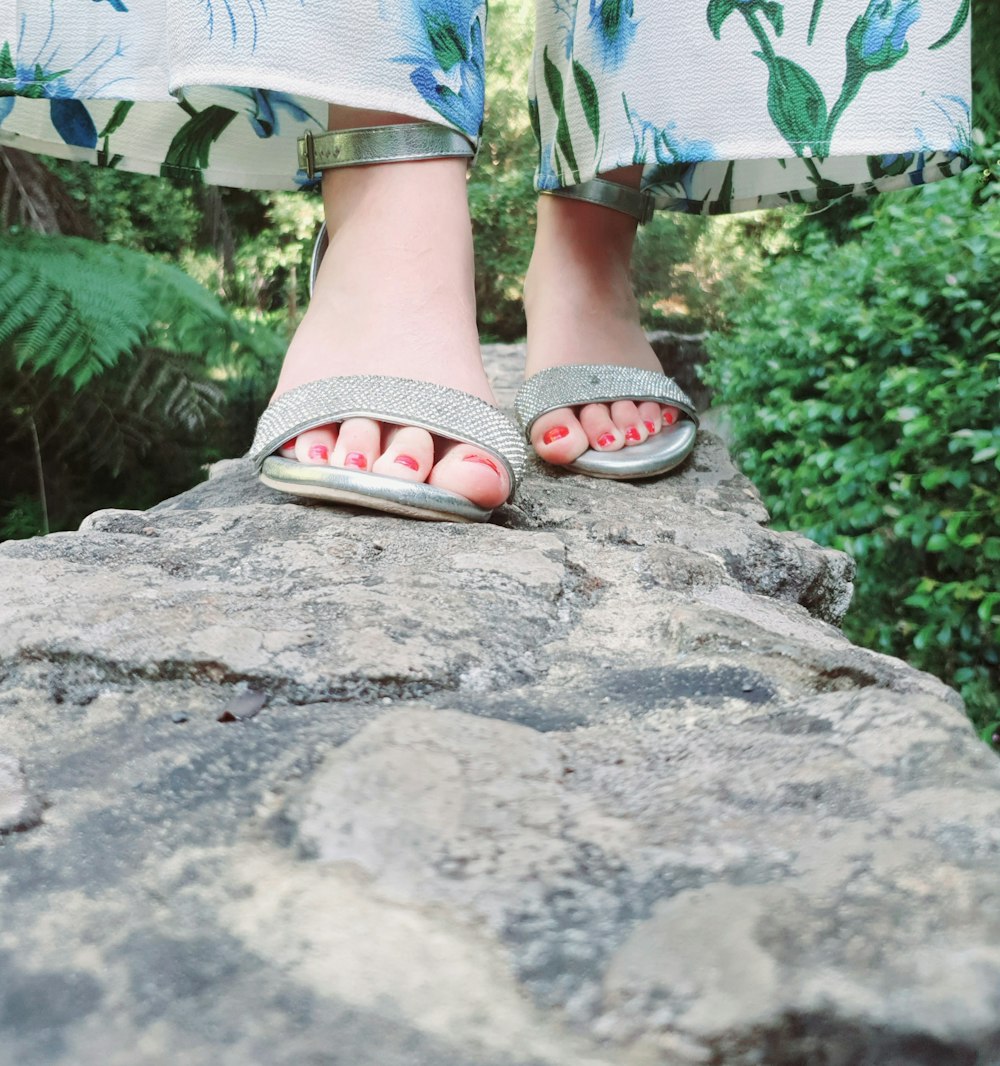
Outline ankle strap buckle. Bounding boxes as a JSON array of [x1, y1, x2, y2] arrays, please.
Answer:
[[302, 130, 317, 180], [297, 124, 475, 180], [545, 178, 655, 224]]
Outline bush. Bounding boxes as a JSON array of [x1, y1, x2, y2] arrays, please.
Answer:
[[705, 145, 1000, 730]]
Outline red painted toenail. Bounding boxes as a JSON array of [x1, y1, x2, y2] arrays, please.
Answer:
[[644, 421, 656, 434], [597, 433, 617, 449], [663, 408, 679, 425], [394, 455, 419, 471], [308, 444, 329, 462], [625, 426, 641, 442], [543, 426, 570, 445], [463, 454, 501, 476], [345, 452, 367, 470]]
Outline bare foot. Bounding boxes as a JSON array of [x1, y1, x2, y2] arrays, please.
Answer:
[[523, 173, 680, 466], [271, 116, 508, 510]]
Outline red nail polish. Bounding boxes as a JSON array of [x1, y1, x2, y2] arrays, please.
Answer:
[[394, 454, 419, 471], [308, 444, 329, 462], [597, 433, 617, 449], [625, 426, 641, 442], [644, 421, 656, 434], [344, 452, 367, 470], [663, 408, 679, 426], [542, 425, 570, 445], [463, 454, 501, 476]]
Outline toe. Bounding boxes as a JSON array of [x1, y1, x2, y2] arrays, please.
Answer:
[[662, 405, 681, 427], [332, 417, 381, 471], [371, 426, 435, 481], [429, 441, 510, 510], [638, 401, 662, 436], [610, 400, 647, 446], [294, 426, 338, 465], [529, 408, 589, 465], [578, 403, 624, 452], [278, 436, 298, 458]]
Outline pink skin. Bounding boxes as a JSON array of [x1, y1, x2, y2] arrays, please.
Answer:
[[271, 120, 683, 500], [270, 107, 509, 511], [524, 167, 685, 467]]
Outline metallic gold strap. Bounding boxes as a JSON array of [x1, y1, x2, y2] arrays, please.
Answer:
[[298, 123, 475, 179], [543, 178, 655, 224]]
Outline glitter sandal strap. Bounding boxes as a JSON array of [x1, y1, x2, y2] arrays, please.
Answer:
[[514, 364, 698, 437], [249, 375, 527, 499]]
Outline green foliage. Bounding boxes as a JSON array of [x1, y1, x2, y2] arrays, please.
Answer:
[[972, 0, 1000, 139], [0, 231, 251, 388], [0, 229, 283, 536], [705, 148, 1000, 728], [468, 0, 537, 340]]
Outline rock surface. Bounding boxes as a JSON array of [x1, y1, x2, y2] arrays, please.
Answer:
[[1, 345, 999, 1066]]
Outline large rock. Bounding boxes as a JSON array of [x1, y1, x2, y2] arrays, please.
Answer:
[[1, 344, 998, 1066]]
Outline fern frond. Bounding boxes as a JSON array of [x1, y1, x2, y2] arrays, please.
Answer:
[[0, 231, 270, 391]]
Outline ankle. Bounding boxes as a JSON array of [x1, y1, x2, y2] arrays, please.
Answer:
[[525, 193, 639, 312], [524, 240, 638, 324]]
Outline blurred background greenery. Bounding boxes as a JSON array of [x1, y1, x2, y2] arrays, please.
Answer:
[[1, 0, 997, 733]]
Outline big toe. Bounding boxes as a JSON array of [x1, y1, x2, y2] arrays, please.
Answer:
[[529, 408, 590, 466], [429, 441, 510, 510]]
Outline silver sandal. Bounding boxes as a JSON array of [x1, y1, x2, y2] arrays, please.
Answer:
[[516, 178, 698, 479], [249, 122, 526, 522], [514, 365, 698, 479]]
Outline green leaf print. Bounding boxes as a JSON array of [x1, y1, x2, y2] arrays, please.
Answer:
[[527, 96, 541, 148], [807, 0, 823, 45], [542, 46, 564, 116], [98, 101, 133, 140], [706, 0, 739, 40], [96, 101, 133, 168], [1, 51, 69, 100], [572, 61, 601, 148], [542, 47, 580, 185], [424, 12, 469, 71], [759, 2, 784, 37], [0, 42, 15, 81], [928, 0, 969, 50], [162, 105, 238, 182], [711, 160, 736, 214], [754, 52, 828, 157]]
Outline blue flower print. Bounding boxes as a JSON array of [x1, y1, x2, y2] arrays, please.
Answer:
[[846, 0, 921, 73], [227, 87, 318, 138], [395, 0, 486, 137], [625, 98, 716, 169], [588, 0, 637, 69], [0, 36, 122, 149], [915, 93, 972, 158], [201, 0, 270, 51], [93, 0, 129, 12]]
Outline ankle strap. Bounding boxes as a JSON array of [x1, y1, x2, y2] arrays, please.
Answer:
[[298, 123, 475, 179], [543, 178, 655, 224]]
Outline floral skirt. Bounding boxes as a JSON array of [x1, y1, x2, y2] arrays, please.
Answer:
[[0, 0, 973, 214]]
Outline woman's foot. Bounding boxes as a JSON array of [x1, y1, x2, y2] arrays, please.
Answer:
[[271, 113, 509, 511], [522, 171, 681, 467]]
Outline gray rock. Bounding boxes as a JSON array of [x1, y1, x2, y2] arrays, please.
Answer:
[[0, 343, 997, 1066], [0, 753, 43, 834]]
